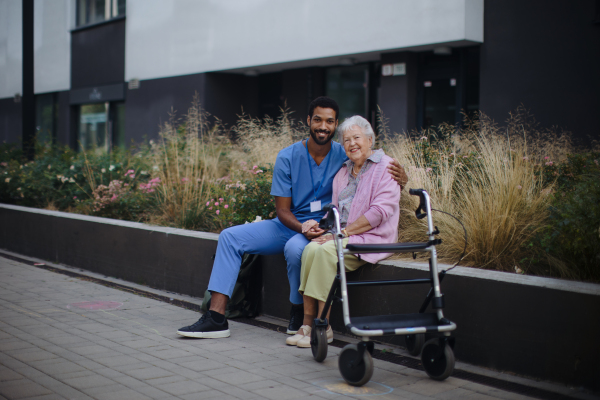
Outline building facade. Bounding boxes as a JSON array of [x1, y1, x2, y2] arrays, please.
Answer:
[[1, 0, 599, 150]]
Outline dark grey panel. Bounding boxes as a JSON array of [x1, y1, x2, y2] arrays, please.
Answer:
[[480, 0, 600, 140], [282, 67, 325, 122], [379, 52, 418, 134], [70, 83, 125, 105], [124, 73, 207, 144], [0, 98, 22, 145], [71, 19, 125, 89]]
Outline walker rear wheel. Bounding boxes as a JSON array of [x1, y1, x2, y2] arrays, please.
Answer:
[[405, 333, 425, 356], [338, 344, 374, 387], [421, 338, 455, 381], [311, 325, 328, 362]]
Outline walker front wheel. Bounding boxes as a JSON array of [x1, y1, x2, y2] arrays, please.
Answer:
[[405, 333, 425, 356], [311, 326, 328, 362], [421, 338, 455, 381], [338, 344, 374, 387]]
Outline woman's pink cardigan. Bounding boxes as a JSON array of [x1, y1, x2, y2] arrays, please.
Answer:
[[332, 153, 401, 264]]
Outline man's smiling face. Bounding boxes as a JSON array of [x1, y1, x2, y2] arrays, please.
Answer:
[[307, 107, 338, 145]]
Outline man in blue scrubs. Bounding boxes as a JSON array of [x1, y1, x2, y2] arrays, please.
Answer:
[[177, 97, 406, 338]]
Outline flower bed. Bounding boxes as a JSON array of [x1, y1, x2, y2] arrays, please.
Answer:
[[1, 101, 599, 282]]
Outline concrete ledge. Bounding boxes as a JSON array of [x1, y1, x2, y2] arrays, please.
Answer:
[[1, 203, 599, 390]]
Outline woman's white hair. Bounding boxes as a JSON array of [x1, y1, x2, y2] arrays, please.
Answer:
[[338, 116, 375, 148]]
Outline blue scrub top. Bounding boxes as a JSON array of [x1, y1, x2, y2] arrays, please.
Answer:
[[271, 140, 347, 222]]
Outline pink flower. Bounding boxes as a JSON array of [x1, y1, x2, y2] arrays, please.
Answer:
[[111, 194, 118, 201], [216, 210, 220, 215], [252, 165, 258, 170], [523, 156, 528, 161], [127, 169, 134, 174], [0, 162, 7, 167], [206, 201, 210, 206], [209, 207, 213, 210], [73, 196, 77, 199], [181, 177, 189, 183], [224, 204, 229, 209], [215, 202, 219, 206], [219, 198, 224, 201], [517, 185, 522, 190], [544, 156, 549, 160], [545, 161, 553, 166]]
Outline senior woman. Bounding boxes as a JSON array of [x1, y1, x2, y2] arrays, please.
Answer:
[[286, 115, 401, 347]]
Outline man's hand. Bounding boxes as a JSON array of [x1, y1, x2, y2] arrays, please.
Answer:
[[301, 219, 318, 233], [387, 159, 409, 189], [305, 224, 325, 240]]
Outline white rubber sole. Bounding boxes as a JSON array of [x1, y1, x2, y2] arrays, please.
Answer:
[[286, 329, 298, 335], [176, 329, 231, 339]]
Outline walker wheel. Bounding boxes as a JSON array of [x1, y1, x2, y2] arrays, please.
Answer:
[[405, 333, 425, 356], [311, 325, 328, 362], [338, 344, 374, 387], [421, 338, 455, 381]]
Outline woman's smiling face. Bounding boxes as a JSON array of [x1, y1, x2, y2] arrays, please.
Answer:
[[342, 126, 373, 165]]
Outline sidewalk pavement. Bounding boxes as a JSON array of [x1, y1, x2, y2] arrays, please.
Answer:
[[0, 254, 596, 400]]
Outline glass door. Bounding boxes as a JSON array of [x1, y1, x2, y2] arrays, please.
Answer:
[[78, 102, 109, 152], [326, 65, 369, 122]]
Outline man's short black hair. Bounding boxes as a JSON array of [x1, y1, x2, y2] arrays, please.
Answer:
[[308, 96, 339, 121]]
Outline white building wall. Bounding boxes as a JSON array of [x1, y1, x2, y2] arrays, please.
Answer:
[[125, 0, 484, 82], [34, 0, 72, 94], [0, 0, 23, 99]]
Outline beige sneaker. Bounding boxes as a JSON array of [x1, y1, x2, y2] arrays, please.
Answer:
[[285, 325, 311, 346], [297, 325, 333, 348]]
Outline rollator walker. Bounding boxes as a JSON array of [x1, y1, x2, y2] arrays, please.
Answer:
[[310, 189, 457, 386]]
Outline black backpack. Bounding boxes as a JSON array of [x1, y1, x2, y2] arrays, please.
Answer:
[[201, 253, 262, 318]]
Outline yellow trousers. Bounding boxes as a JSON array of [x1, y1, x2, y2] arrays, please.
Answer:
[[299, 238, 366, 302]]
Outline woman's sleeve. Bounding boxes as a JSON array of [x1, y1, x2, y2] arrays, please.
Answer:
[[363, 160, 401, 228]]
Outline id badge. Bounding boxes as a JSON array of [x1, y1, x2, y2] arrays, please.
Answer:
[[310, 200, 322, 213]]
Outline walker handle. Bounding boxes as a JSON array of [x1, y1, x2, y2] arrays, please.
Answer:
[[318, 204, 337, 230], [409, 188, 427, 220]]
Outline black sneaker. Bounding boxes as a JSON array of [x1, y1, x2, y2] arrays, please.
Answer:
[[177, 311, 230, 339], [287, 304, 304, 335]]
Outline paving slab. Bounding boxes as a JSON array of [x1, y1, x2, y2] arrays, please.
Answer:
[[0, 254, 597, 400]]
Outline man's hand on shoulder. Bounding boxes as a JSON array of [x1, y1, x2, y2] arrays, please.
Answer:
[[387, 159, 409, 190]]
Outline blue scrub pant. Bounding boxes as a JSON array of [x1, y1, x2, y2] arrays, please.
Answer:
[[207, 218, 308, 305]]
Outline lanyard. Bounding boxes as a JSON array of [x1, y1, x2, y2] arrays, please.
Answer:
[[305, 137, 331, 200]]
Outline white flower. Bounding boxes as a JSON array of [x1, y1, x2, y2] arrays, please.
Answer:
[[68, 178, 75, 183], [109, 165, 115, 171], [101, 168, 106, 173], [5, 178, 10, 183], [16, 187, 21, 191], [47, 164, 51, 169], [152, 165, 159, 171], [141, 171, 148, 175], [70, 165, 75, 170]]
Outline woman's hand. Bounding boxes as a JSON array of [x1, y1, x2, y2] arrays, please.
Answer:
[[311, 233, 334, 244]]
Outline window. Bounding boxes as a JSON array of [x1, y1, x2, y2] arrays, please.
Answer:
[[77, 0, 126, 27], [35, 94, 58, 147]]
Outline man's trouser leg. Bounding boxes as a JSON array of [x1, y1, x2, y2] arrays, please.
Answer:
[[207, 219, 298, 300], [284, 233, 310, 304]]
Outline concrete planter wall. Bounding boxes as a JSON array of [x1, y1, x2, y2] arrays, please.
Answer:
[[1, 203, 599, 391]]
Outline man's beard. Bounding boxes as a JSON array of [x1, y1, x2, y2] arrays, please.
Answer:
[[310, 128, 335, 145]]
